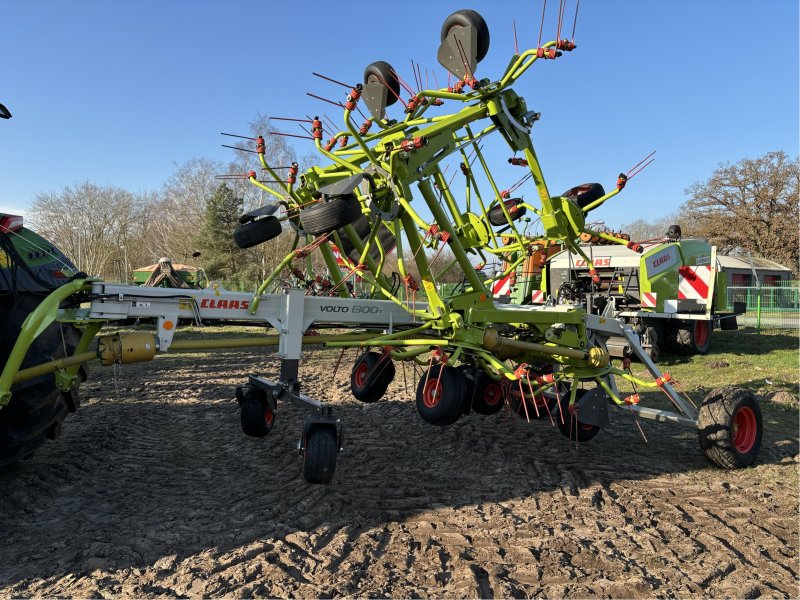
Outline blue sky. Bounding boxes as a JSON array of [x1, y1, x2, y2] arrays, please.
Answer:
[[1, 0, 798, 228]]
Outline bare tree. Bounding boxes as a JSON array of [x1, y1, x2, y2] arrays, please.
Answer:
[[682, 151, 799, 275], [29, 181, 148, 279]]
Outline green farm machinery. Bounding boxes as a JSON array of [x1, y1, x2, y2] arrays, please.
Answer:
[[0, 9, 763, 483]]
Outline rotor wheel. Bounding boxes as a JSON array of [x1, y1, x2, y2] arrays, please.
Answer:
[[556, 388, 601, 443], [698, 386, 762, 468], [364, 61, 401, 107], [303, 426, 338, 484], [415, 365, 467, 426], [233, 216, 282, 249], [440, 9, 491, 63], [471, 371, 504, 415], [350, 351, 395, 403], [300, 193, 362, 236], [336, 215, 396, 264]]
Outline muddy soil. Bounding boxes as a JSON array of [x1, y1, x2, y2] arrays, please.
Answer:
[[0, 348, 797, 598]]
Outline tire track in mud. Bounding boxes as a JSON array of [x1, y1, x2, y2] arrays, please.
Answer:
[[0, 349, 797, 597]]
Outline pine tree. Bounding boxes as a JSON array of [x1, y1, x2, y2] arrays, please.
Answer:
[[194, 183, 243, 280]]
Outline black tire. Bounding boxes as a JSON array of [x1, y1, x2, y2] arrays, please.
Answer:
[[337, 215, 396, 264], [364, 61, 401, 107], [303, 425, 338, 484], [237, 385, 275, 438], [556, 388, 601, 442], [471, 371, 504, 415], [416, 365, 467, 426], [441, 9, 491, 63], [488, 198, 526, 226], [640, 322, 661, 362], [675, 319, 712, 355], [350, 351, 395, 403], [562, 183, 606, 210], [233, 216, 282, 249], [301, 193, 362, 236], [697, 386, 762, 468], [0, 293, 82, 469]]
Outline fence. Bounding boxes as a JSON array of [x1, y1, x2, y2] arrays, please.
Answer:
[[726, 283, 800, 331]]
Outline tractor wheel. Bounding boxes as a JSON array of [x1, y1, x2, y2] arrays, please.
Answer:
[[0, 293, 82, 470], [562, 183, 606, 210], [416, 365, 467, 426], [350, 351, 395, 403], [697, 386, 762, 468], [675, 319, 712, 355], [471, 371, 504, 415], [303, 425, 338, 484], [556, 389, 601, 443], [237, 384, 275, 438], [364, 61, 401, 107], [233, 216, 282, 249], [441, 9, 491, 63], [301, 193, 362, 236], [488, 198, 526, 226]]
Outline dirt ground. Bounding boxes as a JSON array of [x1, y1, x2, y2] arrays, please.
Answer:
[[0, 347, 797, 598]]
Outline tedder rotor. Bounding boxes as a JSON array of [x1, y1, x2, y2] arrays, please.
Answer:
[[0, 8, 762, 483]]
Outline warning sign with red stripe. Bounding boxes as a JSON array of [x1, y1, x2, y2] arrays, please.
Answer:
[[492, 274, 512, 297], [641, 292, 657, 308], [678, 265, 711, 301], [531, 290, 545, 304]]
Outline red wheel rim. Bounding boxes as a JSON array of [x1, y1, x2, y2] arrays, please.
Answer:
[[483, 382, 501, 406], [354, 362, 369, 388], [732, 406, 757, 453], [264, 407, 274, 426], [695, 320, 710, 347], [423, 378, 442, 409]]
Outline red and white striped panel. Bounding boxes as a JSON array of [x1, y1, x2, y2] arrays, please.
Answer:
[[678, 266, 712, 301], [492, 275, 512, 297], [531, 290, 545, 304], [641, 292, 657, 308]]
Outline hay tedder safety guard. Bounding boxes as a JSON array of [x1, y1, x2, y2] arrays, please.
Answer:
[[0, 7, 762, 483]]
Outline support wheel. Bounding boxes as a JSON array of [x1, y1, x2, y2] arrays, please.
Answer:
[[237, 385, 275, 438], [233, 216, 282, 249], [556, 389, 601, 442], [488, 198, 526, 226], [350, 351, 395, 403], [562, 183, 606, 210], [698, 386, 762, 468], [675, 319, 712, 355], [441, 9, 490, 63], [303, 426, 338, 484], [300, 193, 362, 236], [416, 365, 466, 426], [471, 371, 504, 415], [364, 61, 401, 107]]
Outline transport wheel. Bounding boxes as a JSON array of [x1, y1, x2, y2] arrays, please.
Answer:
[[233, 216, 282, 249], [364, 61, 401, 106], [350, 351, 395, 403], [441, 9, 491, 63], [675, 319, 712, 355], [562, 183, 606, 210], [301, 193, 362, 236], [237, 385, 275, 438], [416, 365, 467, 426], [556, 389, 601, 442], [303, 426, 338, 484], [488, 198, 526, 226], [697, 386, 762, 468], [471, 371, 504, 415], [0, 294, 83, 469]]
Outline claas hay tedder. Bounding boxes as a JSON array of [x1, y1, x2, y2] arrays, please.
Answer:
[[0, 8, 762, 483]]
